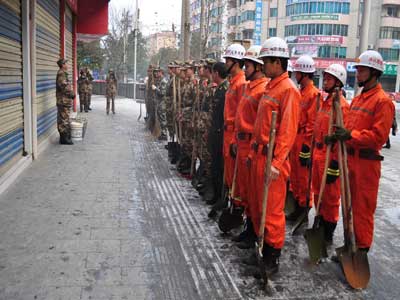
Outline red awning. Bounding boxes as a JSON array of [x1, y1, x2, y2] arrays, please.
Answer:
[[77, 0, 109, 40]]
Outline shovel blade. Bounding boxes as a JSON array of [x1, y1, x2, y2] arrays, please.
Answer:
[[338, 247, 370, 289], [291, 209, 309, 235], [285, 190, 297, 216], [255, 242, 268, 286], [304, 226, 328, 264]]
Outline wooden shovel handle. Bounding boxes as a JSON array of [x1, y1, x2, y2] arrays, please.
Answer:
[[258, 111, 278, 251], [334, 88, 357, 253], [315, 94, 334, 216]]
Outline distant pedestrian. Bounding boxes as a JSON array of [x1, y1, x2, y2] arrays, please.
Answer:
[[56, 58, 75, 145], [106, 70, 118, 114]]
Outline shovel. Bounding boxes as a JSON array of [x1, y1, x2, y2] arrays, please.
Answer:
[[292, 93, 321, 235], [218, 148, 243, 233], [333, 89, 370, 289], [169, 76, 180, 158], [255, 111, 277, 287], [304, 94, 333, 264]]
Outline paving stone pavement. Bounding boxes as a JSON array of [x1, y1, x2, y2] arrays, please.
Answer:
[[0, 96, 400, 300]]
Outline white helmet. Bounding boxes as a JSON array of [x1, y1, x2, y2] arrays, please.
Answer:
[[293, 55, 316, 73], [354, 50, 384, 72], [323, 64, 347, 86], [223, 44, 246, 60], [259, 37, 289, 59], [243, 45, 263, 65], [287, 60, 293, 72]]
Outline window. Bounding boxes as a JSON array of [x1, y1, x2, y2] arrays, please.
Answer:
[[269, 28, 277, 37], [286, 1, 351, 16], [270, 8, 277, 17], [241, 10, 255, 22], [318, 46, 347, 58], [387, 6, 399, 18], [285, 24, 348, 37], [379, 48, 400, 61], [380, 27, 400, 39], [242, 29, 254, 40]]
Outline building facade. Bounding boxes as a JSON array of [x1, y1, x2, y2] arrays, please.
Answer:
[[147, 31, 177, 57], [201, 0, 400, 90]]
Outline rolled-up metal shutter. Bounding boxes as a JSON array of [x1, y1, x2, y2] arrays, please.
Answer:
[[36, 0, 59, 141], [0, 0, 23, 175], [65, 4, 73, 88]]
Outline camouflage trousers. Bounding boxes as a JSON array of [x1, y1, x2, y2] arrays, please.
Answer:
[[146, 98, 156, 131], [156, 98, 167, 135], [106, 94, 116, 113], [199, 129, 212, 178], [181, 119, 193, 157], [57, 104, 71, 135], [165, 96, 175, 138], [79, 93, 89, 112], [88, 92, 92, 108]]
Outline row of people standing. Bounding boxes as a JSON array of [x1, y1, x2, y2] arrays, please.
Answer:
[[77, 68, 94, 113], [144, 37, 394, 287]]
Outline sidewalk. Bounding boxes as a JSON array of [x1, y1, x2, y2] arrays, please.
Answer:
[[0, 95, 400, 299]]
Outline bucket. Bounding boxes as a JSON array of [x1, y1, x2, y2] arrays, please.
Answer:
[[71, 121, 84, 141]]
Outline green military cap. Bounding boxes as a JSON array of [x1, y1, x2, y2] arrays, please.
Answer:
[[205, 58, 217, 66], [184, 60, 197, 68], [148, 64, 155, 70], [57, 58, 68, 67], [109, 69, 114, 73]]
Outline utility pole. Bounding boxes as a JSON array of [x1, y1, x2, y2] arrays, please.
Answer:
[[133, 0, 139, 101], [184, 0, 190, 60], [266, 0, 271, 39], [359, 0, 371, 55], [199, 0, 205, 59], [180, 0, 185, 60]]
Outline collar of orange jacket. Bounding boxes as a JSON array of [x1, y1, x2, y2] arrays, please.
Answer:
[[248, 76, 269, 89], [361, 83, 383, 99], [267, 71, 289, 89], [229, 70, 245, 86]]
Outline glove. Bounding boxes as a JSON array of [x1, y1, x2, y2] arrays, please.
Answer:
[[326, 160, 339, 184], [324, 134, 337, 145], [152, 84, 157, 90], [334, 126, 352, 141], [229, 143, 237, 158], [299, 144, 311, 167], [70, 93, 75, 99]]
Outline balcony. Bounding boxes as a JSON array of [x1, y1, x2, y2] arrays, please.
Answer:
[[382, 0, 400, 6], [381, 16, 400, 27]]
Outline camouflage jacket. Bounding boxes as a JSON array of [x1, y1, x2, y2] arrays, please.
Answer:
[[106, 76, 117, 96], [198, 80, 217, 131], [78, 74, 89, 94], [210, 80, 229, 133], [56, 69, 74, 107], [86, 72, 94, 92], [182, 77, 198, 120], [154, 77, 168, 103]]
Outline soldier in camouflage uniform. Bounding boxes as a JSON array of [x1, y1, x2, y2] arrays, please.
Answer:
[[106, 69, 117, 114], [78, 69, 89, 113], [145, 65, 155, 131], [165, 61, 179, 140], [197, 59, 217, 202], [152, 67, 169, 140], [177, 61, 198, 174], [85, 68, 94, 111], [56, 58, 75, 145]]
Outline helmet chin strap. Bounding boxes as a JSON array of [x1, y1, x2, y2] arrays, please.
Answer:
[[227, 60, 238, 75], [357, 72, 375, 87], [296, 73, 305, 85], [246, 62, 258, 81]]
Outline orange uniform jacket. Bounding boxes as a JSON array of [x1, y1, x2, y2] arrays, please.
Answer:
[[248, 72, 300, 249], [345, 83, 394, 248], [223, 70, 247, 188], [289, 82, 319, 207], [232, 77, 269, 211], [312, 93, 349, 223]]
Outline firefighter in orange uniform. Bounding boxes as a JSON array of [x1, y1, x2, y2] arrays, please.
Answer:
[[329, 50, 394, 251], [313, 64, 349, 244], [247, 37, 300, 275], [222, 44, 247, 192], [229, 45, 269, 248], [286, 55, 319, 221]]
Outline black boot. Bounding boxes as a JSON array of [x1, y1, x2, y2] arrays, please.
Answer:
[[262, 243, 281, 277], [59, 132, 66, 144], [235, 218, 257, 249], [321, 218, 337, 245], [65, 132, 74, 145], [59, 133, 73, 145], [286, 201, 308, 221]]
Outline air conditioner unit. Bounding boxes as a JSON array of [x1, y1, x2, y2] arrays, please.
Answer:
[[367, 44, 374, 50]]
